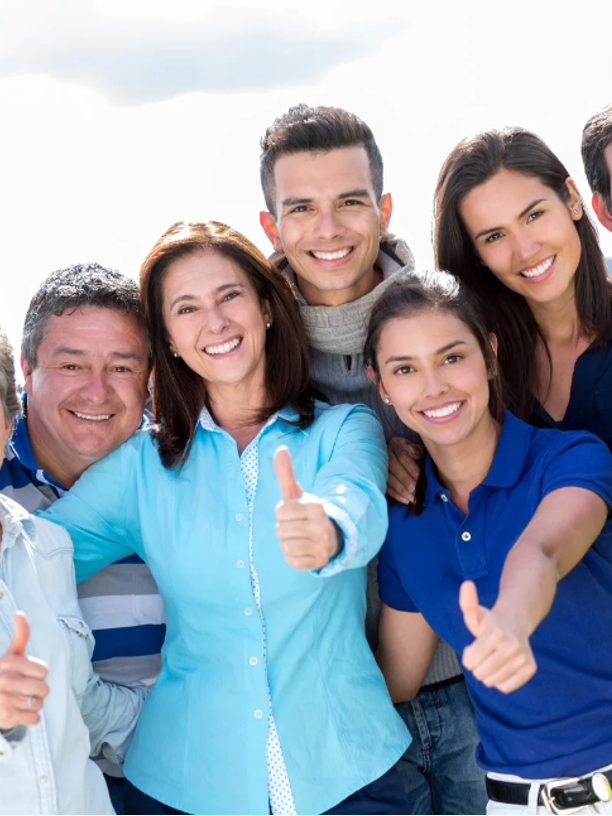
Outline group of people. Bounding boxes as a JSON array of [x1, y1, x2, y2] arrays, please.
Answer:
[[1, 101, 612, 816]]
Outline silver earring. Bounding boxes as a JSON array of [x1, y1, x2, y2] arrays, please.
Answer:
[[172, 351, 179, 358], [266, 322, 271, 329], [384, 397, 391, 405], [573, 207, 579, 215]]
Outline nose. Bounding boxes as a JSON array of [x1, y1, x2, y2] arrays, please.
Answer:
[[313, 205, 346, 241], [79, 369, 114, 404], [511, 227, 540, 264], [203, 302, 231, 336], [421, 366, 449, 400]]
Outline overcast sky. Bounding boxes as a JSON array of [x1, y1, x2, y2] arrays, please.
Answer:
[[1, 0, 611, 357]]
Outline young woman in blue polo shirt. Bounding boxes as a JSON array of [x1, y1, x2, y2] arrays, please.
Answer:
[[366, 275, 612, 815], [434, 127, 612, 449]]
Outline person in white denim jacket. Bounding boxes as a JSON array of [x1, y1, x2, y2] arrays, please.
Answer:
[[0, 331, 147, 815]]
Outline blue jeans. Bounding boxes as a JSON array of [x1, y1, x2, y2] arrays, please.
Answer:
[[395, 677, 487, 815]]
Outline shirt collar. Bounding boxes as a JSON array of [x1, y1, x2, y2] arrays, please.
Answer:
[[422, 411, 532, 505], [0, 493, 36, 549], [198, 405, 299, 433], [10, 413, 67, 491]]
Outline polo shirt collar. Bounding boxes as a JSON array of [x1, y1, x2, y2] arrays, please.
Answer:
[[10, 414, 66, 492], [198, 405, 299, 433], [422, 411, 532, 504]]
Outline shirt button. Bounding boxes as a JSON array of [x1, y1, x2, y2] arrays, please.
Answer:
[[235, 513, 244, 522], [440, 494, 448, 503], [236, 559, 245, 569], [244, 607, 253, 617], [254, 709, 263, 719], [249, 656, 258, 666], [461, 531, 472, 542], [40, 776, 48, 784]]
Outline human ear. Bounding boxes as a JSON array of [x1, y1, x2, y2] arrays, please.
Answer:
[[21, 355, 34, 396], [592, 192, 612, 233], [564, 178, 583, 220], [259, 211, 283, 253], [379, 193, 393, 239]]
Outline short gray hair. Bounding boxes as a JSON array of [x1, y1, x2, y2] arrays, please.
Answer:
[[0, 330, 21, 424], [22, 263, 150, 369]]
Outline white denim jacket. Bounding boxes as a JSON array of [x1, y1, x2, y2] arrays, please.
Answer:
[[0, 494, 147, 815]]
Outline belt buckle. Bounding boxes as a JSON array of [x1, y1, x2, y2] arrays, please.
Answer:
[[541, 777, 582, 815]]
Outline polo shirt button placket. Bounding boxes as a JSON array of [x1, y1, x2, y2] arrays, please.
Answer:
[[461, 531, 472, 542]]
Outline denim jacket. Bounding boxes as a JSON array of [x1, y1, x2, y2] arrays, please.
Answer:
[[0, 494, 147, 815]]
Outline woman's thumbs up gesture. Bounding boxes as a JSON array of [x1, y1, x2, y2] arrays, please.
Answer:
[[0, 612, 49, 730], [274, 446, 341, 571], [459, 581, 537, 694]]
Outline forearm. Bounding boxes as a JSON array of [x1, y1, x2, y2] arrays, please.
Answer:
[[81, 674, 148, 765], [494, 542, 558, 637]]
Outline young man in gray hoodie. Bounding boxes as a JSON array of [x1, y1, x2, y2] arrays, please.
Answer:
[[259, 104, 486, 815]]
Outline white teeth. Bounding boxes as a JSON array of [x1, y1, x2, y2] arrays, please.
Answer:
[[423, 402, 462, 418], [311, 248, 352, 261], [205, 337, 241, 355], [520, 255, 555, 278], [73, 412, 111, 421]]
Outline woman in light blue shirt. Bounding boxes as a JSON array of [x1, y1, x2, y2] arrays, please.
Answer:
[[42, 221, 410, 815]]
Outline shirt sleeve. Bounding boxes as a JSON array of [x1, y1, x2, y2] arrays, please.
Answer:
[[311, 404, 389, 577], [377, 519, 419, 613], [37, 438, 143, 582], [540, 431, 612, 509]]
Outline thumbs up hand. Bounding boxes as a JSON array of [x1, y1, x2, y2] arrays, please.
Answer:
[[0, 612, 49, 730], [274, 446, 341, 571], [459, 581, 537, 694]]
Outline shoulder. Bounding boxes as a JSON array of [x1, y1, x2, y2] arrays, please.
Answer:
[[526, 422, 611, 468], [0, 493, 73, 558], [311, 400, 384, 437]]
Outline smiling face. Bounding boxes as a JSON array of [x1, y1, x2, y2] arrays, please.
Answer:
[[374, 308, 496, 454], [162, 250, 271, 398], [23, 305, 150, 487], [260, 146, 392, 306], [459, 169, 583, 310]]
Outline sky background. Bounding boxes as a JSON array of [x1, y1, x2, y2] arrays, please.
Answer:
[[1, 0, 611, 361]]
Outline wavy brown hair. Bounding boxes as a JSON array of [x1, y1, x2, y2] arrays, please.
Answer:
[[434, 127, 612, 421], [140, 221, 318, 469]]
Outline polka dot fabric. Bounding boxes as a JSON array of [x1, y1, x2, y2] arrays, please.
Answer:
[[199, 409, 297, 815]]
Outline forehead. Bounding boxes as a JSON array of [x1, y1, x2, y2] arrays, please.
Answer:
[[39, 305, 147, 356], [273, 146, 374, 203], [163, 250, 252, 296], [460, 169, 554, 228], [379, 309, 474, 352]]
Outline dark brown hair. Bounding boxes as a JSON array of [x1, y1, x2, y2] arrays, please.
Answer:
[[364, 273, 503, 514], [140, 221, 317, 469], [434, 127, 612, 420], [582, 104, 612, 211], [260, 104, 383, 216]]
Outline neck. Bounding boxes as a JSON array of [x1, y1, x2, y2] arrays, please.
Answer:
[[297, 265, 383, 307], [528, 288, 583, 345], [426, 413, 500, 513], [206, 377, 268, 433], [26, 419, 82, 489]]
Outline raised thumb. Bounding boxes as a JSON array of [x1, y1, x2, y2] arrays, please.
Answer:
[[274, 446, 303, 501], [7, 611, 30, 656], [459, 581, 485, 637]]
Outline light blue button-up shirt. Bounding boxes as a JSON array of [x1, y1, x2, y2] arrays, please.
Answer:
[[42, 402, 410, 815]]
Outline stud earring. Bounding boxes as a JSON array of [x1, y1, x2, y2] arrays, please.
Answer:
[[266, 322, 271, 329], [384, 397, 391, 405], [172, 351, 179, 358], [573, 207, 580, 215]]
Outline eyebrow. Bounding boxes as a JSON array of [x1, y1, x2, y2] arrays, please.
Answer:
[[474, 198, 548, 240], [51, 347, 144, 362], [280, 188, 372, 209], [169, 282, 246, 310], [384, 341, 467, 365]]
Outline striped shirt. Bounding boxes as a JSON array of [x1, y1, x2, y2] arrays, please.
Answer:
[[0, 415, 165, 773]]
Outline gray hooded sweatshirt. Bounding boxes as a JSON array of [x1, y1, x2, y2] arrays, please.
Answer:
[[273, 236, 461, 685]]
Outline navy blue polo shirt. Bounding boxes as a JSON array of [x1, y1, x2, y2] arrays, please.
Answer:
[[532, 320, 612, 451], [379, 412, 612, 779]]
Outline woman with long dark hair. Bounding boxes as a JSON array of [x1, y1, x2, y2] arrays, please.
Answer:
[[42, 221, 410, 815], [434, 127, 612, 446], [366, 275, 612, 815]]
